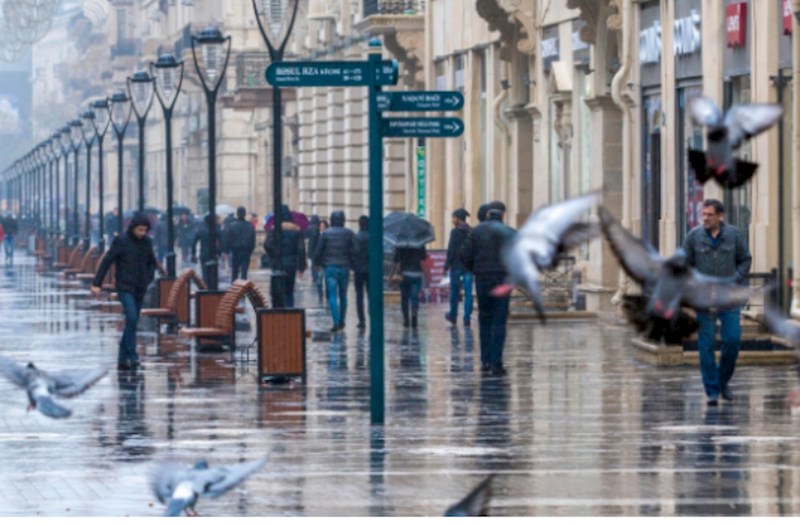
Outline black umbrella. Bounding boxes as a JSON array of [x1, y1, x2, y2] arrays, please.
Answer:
[[383, 212, 435, 248]]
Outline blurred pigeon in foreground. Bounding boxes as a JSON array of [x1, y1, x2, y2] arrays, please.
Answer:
[[599, 207, 750, 342], [0, 356, 108, 418], [444, 475, 494, 516], [763, 307, 800, 410], [495, 193, 599, 321], [688, 96, 782, 189], [151, 457, 268, 517]]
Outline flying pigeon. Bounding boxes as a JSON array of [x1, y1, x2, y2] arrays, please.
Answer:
[[494, 193, 599, 321], [599, 207, 750, 342], [688, 96, 783, 189], [0, 356, 108, 419], [444, 475, 494, 516], [151, 457, 268, 517]]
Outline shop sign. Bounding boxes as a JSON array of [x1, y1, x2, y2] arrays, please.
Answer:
[[784, 0, 793, 35], [673, 9, 701, 56], [640, 20, 661, 64], [725, 3, 747, 47]]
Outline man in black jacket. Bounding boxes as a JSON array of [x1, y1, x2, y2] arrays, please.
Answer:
[[459, 202, 515, 375], [91, 213, 159, 370], [192, 214, 221, 284], [265, 205, 307, 307], [313, 210, 356, 332], [352, 215, 370, 328], [225, 206, 256, 282], [444, 208, 473, 327], [176, 212, 196, 267]]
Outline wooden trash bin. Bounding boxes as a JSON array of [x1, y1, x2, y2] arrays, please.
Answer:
[[256, 308, 306, 382]]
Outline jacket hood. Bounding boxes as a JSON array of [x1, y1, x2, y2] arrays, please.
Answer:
[[330, 210, 345, 227], [127, 213, 151, 233]]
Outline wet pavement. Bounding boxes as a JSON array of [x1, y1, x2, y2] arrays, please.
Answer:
[[2, 253, 800, 516]]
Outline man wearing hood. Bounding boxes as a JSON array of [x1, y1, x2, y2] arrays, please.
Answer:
[[444, 208, 473, 326], [313, 210, 356, 332], [225, 206, 257, 282], [352, 215, 370, 328], [265, 205, 307, 307], [91, 213, 159, 370]]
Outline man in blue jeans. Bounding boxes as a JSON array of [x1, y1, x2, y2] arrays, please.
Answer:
[[682, 199, 751, 406], [313, 210, 356, 332], [91, 213, 159, 370], [444, 208, 473, 327]]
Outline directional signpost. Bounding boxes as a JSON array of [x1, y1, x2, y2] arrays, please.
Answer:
[[267, 40, 463, 426]]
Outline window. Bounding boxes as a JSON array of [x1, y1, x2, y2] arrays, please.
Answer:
[[454, 54, 465, 93]]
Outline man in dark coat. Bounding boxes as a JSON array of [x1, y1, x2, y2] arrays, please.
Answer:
[[352, 215, 370, 328], [313, 210, 356, 331], [192, 214, 221, 284], [444, 208, 473, 327], [393, 244, 427, 328], [265, 205, 307, 307], [224, 206, 256, 282], [91, 213, 159, 370], [155, 214, 169, 265], [459, 202, 515, 375], [176, 212, 196, 266]]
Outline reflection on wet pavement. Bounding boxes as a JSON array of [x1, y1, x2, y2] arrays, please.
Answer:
[[1, 255, 800, 516]]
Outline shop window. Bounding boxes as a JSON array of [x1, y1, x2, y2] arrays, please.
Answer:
[[677, 85, 704, 243], [454, 54, 465, 93], [722, 76, 752, 247], [642, 93, 662, 251]]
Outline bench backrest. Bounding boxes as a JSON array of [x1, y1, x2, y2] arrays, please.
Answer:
[[214, 280, 251, 334], [67, 245, 82, 268], [80, 247, 97, 272], [165, 269, 208, 324]]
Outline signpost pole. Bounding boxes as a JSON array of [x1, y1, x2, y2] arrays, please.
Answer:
[[367, 39, 385, 426]]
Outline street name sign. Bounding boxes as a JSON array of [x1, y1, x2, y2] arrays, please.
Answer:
[[382, 117, 464, 138], [375, 91, 464, 112], [266, 60, 399, 87]]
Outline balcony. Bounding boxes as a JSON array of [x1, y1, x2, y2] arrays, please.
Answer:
[[111, 39, 142, 60], [357, 1, 425, 86], [363, 0, 425, 16]]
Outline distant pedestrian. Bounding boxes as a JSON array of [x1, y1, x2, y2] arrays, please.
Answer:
[[352, 215, 370, 328], [176, 212, 195, 266], [222, 213, 236, 271], [192, 214, 221, 285], [459, 202, 515, 375], [155, 213, 169, 265], [265, 205, 307, 307], [225, 206, 256, 282], [2, 214, 17, 262], [444, 208, 473, 327], [105, 208, 120, 245], [392, 244, 427, 329], [249, 213, 260, 229], [313, 211, 355, 332], [91, 213, 159, 370]]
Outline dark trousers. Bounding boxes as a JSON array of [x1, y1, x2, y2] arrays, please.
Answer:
[[231, 250, 251, 282], [354, 272, 368, 324], [400, 275, 422, 323], [180, 244, 191, 264], [475, 275, 511, 369], [285, 269, 297, 308], [696, 307, 741, 398], [118, 291, 143, 365]]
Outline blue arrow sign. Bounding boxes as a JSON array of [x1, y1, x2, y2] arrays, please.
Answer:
[[375, 91, 464, 112], [381, 117, 464, 138], [266, 60, 398, 87]]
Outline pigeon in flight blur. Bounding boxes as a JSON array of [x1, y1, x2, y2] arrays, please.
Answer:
[[0, 356, 108, 419], [151, 457, 268, 517], [444, 475, 494, 516], [763, 307, 800, 409], [599, 207, 750, 342], [494, 193, 599, 321], [688, 96, 782, 189]]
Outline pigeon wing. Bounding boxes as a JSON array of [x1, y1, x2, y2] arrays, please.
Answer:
[[49, 367, 109, 398], [33, 391, 72, 419], [151, 462, 190, 505], [725, 104, 783, 148], [0, 356, 32, 388], [682, 272, 751, 310], [689, 96, 723, 127], [598, 206, 662, 286], [559, 222, 600, 251], [764, 306, 800, 348], [444, 475, 494, 516], [204, 457, 268, 498]]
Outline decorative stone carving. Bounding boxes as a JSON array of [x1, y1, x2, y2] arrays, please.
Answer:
[[607, 0, 622, 32], [354, 14, 424, 87], [497, 0, 536, 55], [566, 0, 600, 44], [475, 0, 534, 61]]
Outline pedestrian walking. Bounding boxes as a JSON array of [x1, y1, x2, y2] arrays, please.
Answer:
[[222, 212, 236, 271], [176, 212, 196, 266], [155, 213, 169, 265], [192, 214, 221, 285], [105, 208, 120, 245], [444, 208, 473, 327], [392, 244, 427, 328], [682, 198, 752, 406], [2, 214, 17, 262], [225, 206, 256, 282], [313, 211, 355, 332], [459, 202, 515, 376], [265, 205, 307, 307], [352, 215, 370, 328], [91, 213, 160, 370]]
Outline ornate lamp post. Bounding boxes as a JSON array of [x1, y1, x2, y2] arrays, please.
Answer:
[[252, 0, 300, 307], [191, 25, 232, 291], [69, 118, 83, 247], [80, 109, 96, 251], [128, 71, 155, 212], [91, 98, 112, 252], [109, 91, 133, 237], [58, 126, 72, 242], [151, 53, 185, 279]]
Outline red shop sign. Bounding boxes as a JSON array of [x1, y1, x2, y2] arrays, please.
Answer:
[[784, 0, 793, 35], [725, 2, 747, 47]]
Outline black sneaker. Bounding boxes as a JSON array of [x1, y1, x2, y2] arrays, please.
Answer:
[[463, 318, 471, 327], [480, 363, 490, 372], [707, 396, 719, 407], [357, 322, 366, 329], [330, 326, 340, 333], [489, 367, 507, 377], [445, 313, 456, 325], [721, 386, 733, 402]]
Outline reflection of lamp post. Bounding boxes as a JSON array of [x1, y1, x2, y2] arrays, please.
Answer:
[[252, 0, 300, 308], [80, 110, 96, 251], [59, 126, 71, 242], [109, 91, 132, 238], [152, 53, 185, 279], [91, 98, 112, 252], [192, 26, 232, 291], [69, 118, 82, 247], [128, 71, 155, 212]]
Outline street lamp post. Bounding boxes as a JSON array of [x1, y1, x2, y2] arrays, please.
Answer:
[[152, 53, 185, 279], [109, 91, 133, 238], [69, 119, 82, 248], [128, 71, 155, 213], [59, 126, 71, 243], [192, 25, 232, 291], [91, 98, 112, 252], [80, 110, 96, 251], [252, 0, 300, 308]]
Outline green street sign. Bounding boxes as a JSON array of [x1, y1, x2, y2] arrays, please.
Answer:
[[376, 91, 464, 112], [266, 60, 399, 87], [381, 117, 464, 138]]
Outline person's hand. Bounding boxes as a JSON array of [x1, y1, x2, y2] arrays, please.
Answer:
[[90, 286, 102, 297]]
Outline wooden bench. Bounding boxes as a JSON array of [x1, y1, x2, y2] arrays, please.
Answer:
[[53, 244, 81, 270], [63, 246, 97, 279], [141, 269, 208, 329], [179, 280, 269, 349]]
